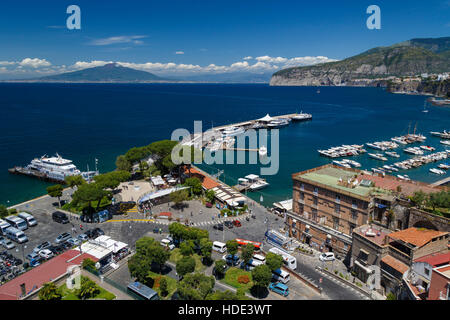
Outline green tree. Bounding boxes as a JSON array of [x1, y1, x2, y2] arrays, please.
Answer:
[[184, 177, 203, 196], [170, 189, 189, 208], [159, 277, 169, 297], [199, 238, 213, 262], [177, 273, 215, 300], [64, 175, 86, 189], [265, 252, 284, 272], [0, 205, 8, 219], [251, 265, 272, 296], [39, 282, 62, 300], [241, 243, 255, 266], [128, 253, 153, 285], [226, 239, 239, 256], [214, 259, 227, 279], [205, 190, 215, 203], [411, 191, 427, 209], [207, 290, 244, 300], [386, 292, 397, 300], [176, 256, 196, 278], [116, 155, 132, 172], [47, 184, 64, 208], [81, 258, 96, 271], [180, 240, 195, 257], [94, 171, 130, 191], [150, 244, 170, 274], [72, 182, 109, 213], [76, 276, 100, 300]]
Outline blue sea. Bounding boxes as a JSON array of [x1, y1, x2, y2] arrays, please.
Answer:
[[0, 83, 448, 207]]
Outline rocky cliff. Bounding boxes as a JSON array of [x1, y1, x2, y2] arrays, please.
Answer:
[[270, 37, 450, 87]]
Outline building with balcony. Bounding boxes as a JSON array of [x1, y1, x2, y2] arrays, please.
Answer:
[[427, 264, 450, 300], [288, 164, 444, 258]]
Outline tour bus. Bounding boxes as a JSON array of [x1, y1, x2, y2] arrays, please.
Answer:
[[127, 281, 159, 300], [235, 238, 263, 251], [4, 215, 28, 231], [0, 219, 11, 235], [272, 268, 290, 284], [212, 241, 227, 253], [5, 227, 28, 244], [17, 212, 38, 227], [268, 247, 297, 270]]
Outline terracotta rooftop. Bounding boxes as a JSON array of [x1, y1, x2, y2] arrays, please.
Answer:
[[434, 265, 450, 279], [185, 167, 220, 190], [0, 250, 97, 300], [414, 252, 450, 267], [355, 225, 391, 246], [388, 228, 448, 248], [381, 255, 409, 275]]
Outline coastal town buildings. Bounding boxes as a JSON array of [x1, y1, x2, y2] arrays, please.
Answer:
[[286, 164, 446, 258]]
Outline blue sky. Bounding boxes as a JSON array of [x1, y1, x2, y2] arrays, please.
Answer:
[[0, 0, 448, 78]]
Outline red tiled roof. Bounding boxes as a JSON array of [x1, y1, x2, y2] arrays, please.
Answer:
[[414, 252, 450, 267], [159, 212, 172, 217], [389, 228, 448, 248], [381, 255, 409, 274], [0, 250, 97, 300], [185, 167, 220, 190]]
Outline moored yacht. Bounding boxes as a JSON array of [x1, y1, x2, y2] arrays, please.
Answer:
[[267, 118, 289, 128], [221, 126, 246, 137], [368, 153, 388, 161], [292, 111, 312, 122]]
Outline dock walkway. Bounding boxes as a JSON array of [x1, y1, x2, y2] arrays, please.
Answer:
[[431, 176, 450, 187]]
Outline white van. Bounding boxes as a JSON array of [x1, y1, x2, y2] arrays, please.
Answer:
[[212, 241, 227, 253], [5, 227, 28, 244], [0, 219, 11, 235], [160, 238, 175, 250], [253, 254, 266, 264], [4, 215, 28, 231], [272, 268, 290, 284], [17, 212, 37, 227]]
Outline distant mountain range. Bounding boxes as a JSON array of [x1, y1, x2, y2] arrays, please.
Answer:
[[33, 63, 166, 82], [270, 37, 450, 87]]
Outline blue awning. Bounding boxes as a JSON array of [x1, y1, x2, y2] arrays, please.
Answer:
[[376, 203, 387, 209]]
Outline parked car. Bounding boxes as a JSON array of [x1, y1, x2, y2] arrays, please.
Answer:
[[222, 254, 240, 266], [92, 228, 105, 238], [67, 238, 81, 246], [26, 251, 40, 261], [224, 221, 233, 229], [55, 232, 72, 244], [33, 241, 52, 253], [160, 239, 175, 250], [77, 233, 89, 241], [269, 282, 289, 297], [232, 220, 242, 227], [213, 223, 224, 231], [29, 258, 42, 267], [319, 252, 335, 262], [52, 211, 69, 224], [83, 229, 95, 239], [38, 249, 54, 259], [0, 237, 15, 250], [47, 245, 64, 255]]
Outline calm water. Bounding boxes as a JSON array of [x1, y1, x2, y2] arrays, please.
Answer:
[[0, 83, 448, 207]]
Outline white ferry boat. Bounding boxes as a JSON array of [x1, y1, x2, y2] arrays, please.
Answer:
[[221, 126, 245, 137], [292, 111, 312, 122], [26, 153, 95, 182]]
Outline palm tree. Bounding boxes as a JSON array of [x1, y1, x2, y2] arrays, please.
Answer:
[[39, 282, 62, 300]]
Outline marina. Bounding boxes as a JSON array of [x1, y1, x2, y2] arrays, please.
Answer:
[[234, 174, 270, 192], [318, 145, 366, 158]]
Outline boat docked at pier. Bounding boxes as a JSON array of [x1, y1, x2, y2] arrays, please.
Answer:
[[332, 160, 351, 168], [366, 141, 398, 151], [430, 168, 445, 175], [420, 145, 436, 152], [266, 118, 289, 129], [236, 174, 269, 191], [341, 159, 361, 168], [318, 144, 366, 158], [397, 174, 410, 181], [292, 111, 312, 122], [385, 151, 400, 158], [437, 163, 450, 170], [430, 130, 450, 139], [9, 153, 98, 183], [404, 147, 424, 155], [441, 140, 450, 146], [221, 126, 246, 137], [368, 153, 388, 161]]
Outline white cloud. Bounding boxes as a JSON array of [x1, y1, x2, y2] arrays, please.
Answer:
[[19, 58, 51, 68], [0, 54, 338, 78], [88, 35, 147, 46], [175, 51, 184, 55]]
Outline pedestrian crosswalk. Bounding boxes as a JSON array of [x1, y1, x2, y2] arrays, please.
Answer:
[[126, 206, 139, 213]]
